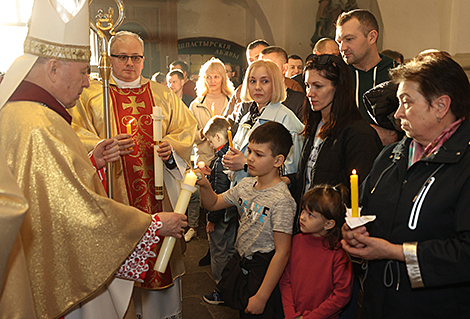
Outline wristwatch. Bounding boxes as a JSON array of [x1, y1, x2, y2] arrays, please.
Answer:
[[243, 163, 248, 172]]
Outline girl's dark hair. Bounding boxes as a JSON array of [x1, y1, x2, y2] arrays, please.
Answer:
[[300, 184, 347, 249], [301, 54, 362, 139]]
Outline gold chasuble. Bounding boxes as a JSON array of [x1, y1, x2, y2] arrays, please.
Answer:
[[71, 78, 197, 290], [0, 82, 152, 319], [0, 152, 28, 294], [110, 83, 172, 288]]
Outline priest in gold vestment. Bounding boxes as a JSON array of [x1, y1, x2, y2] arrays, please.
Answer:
[[0, 153, 28, 294], [71, 31, 197, 319], [0, 1, 187, 318]]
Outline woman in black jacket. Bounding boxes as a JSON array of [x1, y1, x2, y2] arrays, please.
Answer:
[[342, 51, 470, 319], [285, 54, 382, 232]]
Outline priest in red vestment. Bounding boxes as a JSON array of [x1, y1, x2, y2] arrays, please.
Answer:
[[71, 31, 197, 319]]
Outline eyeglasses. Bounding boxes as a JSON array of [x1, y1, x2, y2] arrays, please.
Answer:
[[110, 54, 144, 63]]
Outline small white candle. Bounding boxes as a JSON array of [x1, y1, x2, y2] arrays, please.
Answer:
[[154, 170, 198, 273], [198, 161, 205, 169]]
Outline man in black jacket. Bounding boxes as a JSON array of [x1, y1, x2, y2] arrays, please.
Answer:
[[336, 9, 399, 145]]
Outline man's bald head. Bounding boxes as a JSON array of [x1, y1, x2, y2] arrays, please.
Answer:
[[313, 38, 340, 56]]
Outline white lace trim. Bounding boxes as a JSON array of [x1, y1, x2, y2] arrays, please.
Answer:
[[116, 216, 162, 282]]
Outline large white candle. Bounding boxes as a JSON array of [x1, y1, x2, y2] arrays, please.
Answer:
[[153, 106, 164, 200], [154, 170, 198, 273]]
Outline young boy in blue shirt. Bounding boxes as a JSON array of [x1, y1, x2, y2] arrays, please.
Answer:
[[200, 116, 238, 304], [196, 121, 296, 318]]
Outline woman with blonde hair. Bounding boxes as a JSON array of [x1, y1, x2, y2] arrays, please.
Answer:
[[223, 59, 304, 186], [186, 58, 234, 242], [190, 58, 234, 166]]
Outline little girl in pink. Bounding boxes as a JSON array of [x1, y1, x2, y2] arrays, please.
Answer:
[[280, 184, 353, 319]]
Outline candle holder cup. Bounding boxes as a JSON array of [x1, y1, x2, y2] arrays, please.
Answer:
[[345, 207, 376, 229]]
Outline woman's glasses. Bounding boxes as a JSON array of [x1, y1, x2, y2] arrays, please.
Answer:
[[110, 54, 144, 63]]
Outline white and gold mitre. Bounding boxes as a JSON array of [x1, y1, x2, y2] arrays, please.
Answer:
[[0, 0, 91, 109], [24, 0, 91, 62]]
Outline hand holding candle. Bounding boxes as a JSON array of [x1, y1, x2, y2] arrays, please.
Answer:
[[350, 169, 359, 218], [346, 169, 376, 229], [198, 161, 212, 175], [154, 170, 198, 273]]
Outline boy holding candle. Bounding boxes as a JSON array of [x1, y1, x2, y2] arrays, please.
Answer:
[[199, 116, 238, 304], [196, 121, 296, 318]]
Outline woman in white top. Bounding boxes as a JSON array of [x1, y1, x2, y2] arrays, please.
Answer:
[[222, 59, 304, 186], [186, 58, 234, 242], [190, 58, 234, 166]]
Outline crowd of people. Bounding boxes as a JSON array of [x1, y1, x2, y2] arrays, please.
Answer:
[[2, 1, 470, 319]]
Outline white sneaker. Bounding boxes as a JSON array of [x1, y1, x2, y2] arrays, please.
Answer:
[[184, 228, 197, 242]]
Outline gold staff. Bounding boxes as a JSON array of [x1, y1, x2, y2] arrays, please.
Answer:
[[89, 0, 125, 197]]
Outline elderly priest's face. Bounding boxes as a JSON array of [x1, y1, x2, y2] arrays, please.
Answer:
[[55, 61, 90, 108]]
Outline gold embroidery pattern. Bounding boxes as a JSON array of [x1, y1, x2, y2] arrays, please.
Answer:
[[113, 86, 148, 96], [133, 159, 151, 179], [110, 84, 162, 215], [24, 36, 91, 62], [123, 96, 146, 114]]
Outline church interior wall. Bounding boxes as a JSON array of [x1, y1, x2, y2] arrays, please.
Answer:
[[178, 0, 247, 48], [176, 0, 469, 69], [87, 0, 470, 77]]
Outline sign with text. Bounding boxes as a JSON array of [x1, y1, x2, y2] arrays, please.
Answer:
[[178, 37, 245, 86]]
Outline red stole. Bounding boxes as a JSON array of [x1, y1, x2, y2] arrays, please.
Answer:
[[110, 82, 173, 289]]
